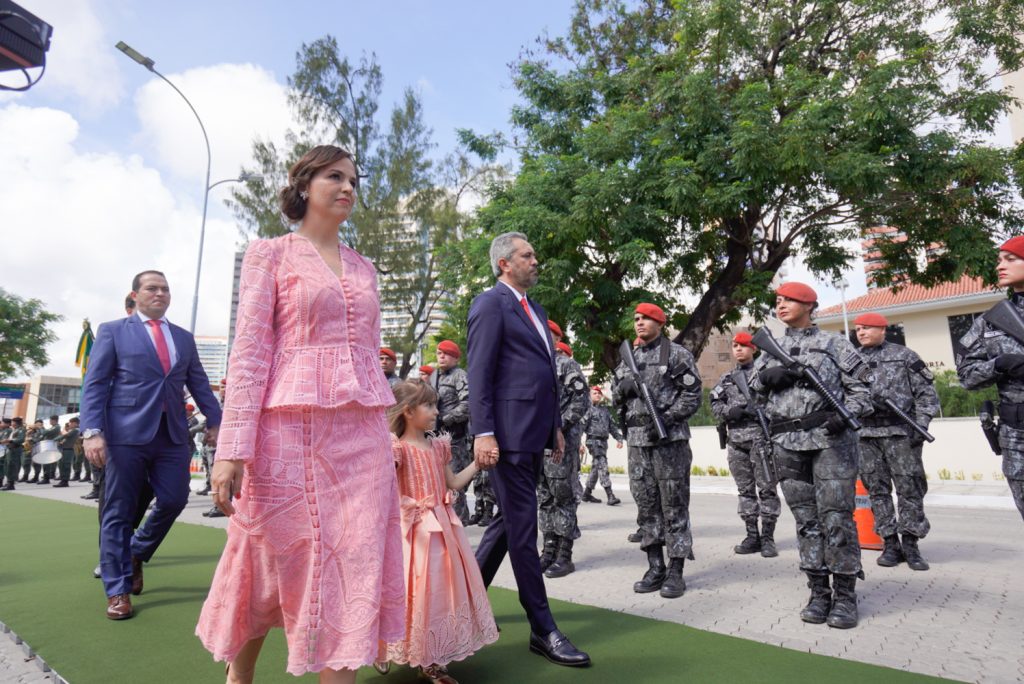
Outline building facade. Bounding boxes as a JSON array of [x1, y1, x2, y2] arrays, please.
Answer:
[[194, 336, 228, 389]]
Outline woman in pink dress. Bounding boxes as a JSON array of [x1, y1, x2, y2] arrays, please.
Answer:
[[196, 145, 405, 683], [379, 380, 499, 684]]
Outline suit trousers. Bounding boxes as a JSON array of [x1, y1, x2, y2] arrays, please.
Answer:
[[100, 415, 190, 597], [475, 449, 558, 637]]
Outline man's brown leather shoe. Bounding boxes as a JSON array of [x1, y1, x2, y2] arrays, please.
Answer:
[[130, 557, 144, 596], [106, 593, 133, 620]]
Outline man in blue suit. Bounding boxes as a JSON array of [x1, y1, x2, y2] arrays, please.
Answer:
[[81, 270, 222, 620], [469, 232, 590, 667]]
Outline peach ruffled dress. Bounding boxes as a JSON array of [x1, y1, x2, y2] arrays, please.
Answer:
[[196, 233, 405, 676], [382, 436, 498, 667]]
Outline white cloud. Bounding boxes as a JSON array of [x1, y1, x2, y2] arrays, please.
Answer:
[[6, 0, 125, 112], [133, 62, 294, 182], [0, 102, 240, 380]]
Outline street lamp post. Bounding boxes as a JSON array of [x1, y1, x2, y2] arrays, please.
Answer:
[[115, 41, 263, 335]]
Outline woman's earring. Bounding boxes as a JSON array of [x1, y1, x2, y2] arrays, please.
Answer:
[[299, 190, 309, 200]]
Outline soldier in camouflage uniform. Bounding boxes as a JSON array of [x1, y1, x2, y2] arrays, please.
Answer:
[[0, 418, 13, 489], [612, 303, 702, 599], [751, 282, 873, 629], [581, 386, 624, 505], [537, 328, 590, 579], [854, 312, 940, 571], [430, 340, 473, 525], [23, 420, 44, 483], [710, 332, 781, 558], [2, 417, 25, 490], [380, 347, 402, 388], [39, 416, 62, 484], [956, 236, 1024, 524]]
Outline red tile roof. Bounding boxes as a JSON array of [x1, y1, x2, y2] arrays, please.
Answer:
[[818, 276, 1000, 317]]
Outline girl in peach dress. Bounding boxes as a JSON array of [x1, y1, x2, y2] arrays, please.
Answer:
[[197, 145, 405, 683], [378, 381, 499, 684]]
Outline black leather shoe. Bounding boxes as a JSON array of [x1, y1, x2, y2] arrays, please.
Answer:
[[206, 506, 225, 518], [53, 480, 69, 488], [529, 629, 590, 667], [627, 530, 643, 543], [0, 483, 14, 491], [81, 491, 99, 500]]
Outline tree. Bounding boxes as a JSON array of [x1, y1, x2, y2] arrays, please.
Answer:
[[0, 289, 62, 379], [447, 0, 1024, 378], [228, 38, 499, 378]]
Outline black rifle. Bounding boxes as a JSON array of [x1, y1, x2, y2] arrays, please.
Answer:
[[716, 422, 728, 449], [751, 328, 862, 431], [732, 369, 777, 482], [881, 398, 935, 443], [982, 299, 1024, 345], [980, 400, 1002, 456], [618, 339, 669, 441]]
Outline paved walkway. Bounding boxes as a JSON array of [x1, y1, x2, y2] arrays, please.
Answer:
[[3, 475, 1022, 683]]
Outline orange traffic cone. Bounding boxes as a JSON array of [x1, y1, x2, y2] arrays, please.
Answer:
[[189, 456, 202, 474], [854, 479, 883, 550]]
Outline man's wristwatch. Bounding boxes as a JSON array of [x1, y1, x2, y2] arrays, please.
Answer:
[[82, 429, 103, 439]]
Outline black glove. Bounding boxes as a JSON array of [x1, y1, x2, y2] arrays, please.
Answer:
[[824, 414, 846, 435], [994, 354, 1024, 378], [760, 366, 801, 390], [871, 396, 890, 412], [619, 377, 639, 398], [726, 405, 751, 422], [908, 430, 925, 447]]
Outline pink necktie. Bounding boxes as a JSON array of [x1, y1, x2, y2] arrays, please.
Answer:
[[146, 319, 172, 374]]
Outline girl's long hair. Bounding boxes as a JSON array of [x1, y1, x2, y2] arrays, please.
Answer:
[[388, 380, 438, 437]]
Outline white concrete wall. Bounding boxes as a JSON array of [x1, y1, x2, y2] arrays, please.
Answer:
[[602, 417, 1007, 483]]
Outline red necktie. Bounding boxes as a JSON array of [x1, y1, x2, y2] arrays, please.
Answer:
[[520, 297, 535, 324], [146, 319, 172, 374]]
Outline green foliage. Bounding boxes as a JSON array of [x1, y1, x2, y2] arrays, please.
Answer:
[[707, 465, 719, 476], [445, 0, 1024, 376], [227, 38, 502, 378], [689, 388, 717, 427], [0, 289, 62, 379], [933, 370, 998, 417], [691, 465, 707, 476], [938, 467, 952, 480]]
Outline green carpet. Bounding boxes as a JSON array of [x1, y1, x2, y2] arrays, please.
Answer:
[[0, 495, 954, 683]]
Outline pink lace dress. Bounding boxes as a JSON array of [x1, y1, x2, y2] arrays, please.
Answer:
[[382, 436, 499, 667], [196, 233, 405, 676]]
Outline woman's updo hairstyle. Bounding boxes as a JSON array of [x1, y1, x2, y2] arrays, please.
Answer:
[[280, 145, 356, 222]]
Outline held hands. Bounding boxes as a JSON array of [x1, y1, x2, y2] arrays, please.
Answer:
[[210, 459, 244, 516], [474, 435, 500, 470], [84, 435, 108, 468]]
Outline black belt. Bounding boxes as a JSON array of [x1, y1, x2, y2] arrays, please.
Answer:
[[998, 402, 1024, 429], [770, 411, 833, 435], [861, 413, 902, 428], [726, 420, 757, 429]]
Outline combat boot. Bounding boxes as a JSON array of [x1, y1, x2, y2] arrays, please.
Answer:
[[826, 574, 859, 629], [633, 545, 667, 593], [659, 558, 686, 598], [604, 487, 621, 506], [760, 520, 778, 558], [545, 538, 575, 578], [876, 535, 904, 567], [539, 532, 559, 573], [799, 572, 832, 624], [582, 488, 601, 504], [477, 504, 493, 527], [627, 529, 643, 543], [467, 499, 483, 526], [734, 520, 761, 554], [901, 534, 929, 571]]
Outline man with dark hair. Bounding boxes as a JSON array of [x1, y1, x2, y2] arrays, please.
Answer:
[[81, 270, 221, 619], [54, 417, 80, 487], [38, 415, 63, 485], [124, 294, 136, 312]]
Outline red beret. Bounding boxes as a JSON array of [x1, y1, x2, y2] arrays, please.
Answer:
[[853, 312, 888, 328], [556, 341, 573, 357], [437, 340, 461, 358], [775, 281, 818, 304], [1000, 236, 1024, 259], [591, 385, 604, 395], [547, 320, 563, 338], [379, 347, 396, 361], [732, 332, 755, 348], [419, 365, 434, 375], [635, 303, 666, 324]]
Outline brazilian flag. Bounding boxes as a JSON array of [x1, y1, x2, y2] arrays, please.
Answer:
[[75, 320, 94, 381]]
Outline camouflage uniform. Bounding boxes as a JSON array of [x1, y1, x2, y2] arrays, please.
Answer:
[[538, 354, 589, 545], [431, 366, 472, 524], [956, 292, 1024, 522], [39, 423, 61, 482], [23, 426, 42, 481], [858, 342, 939, 541], [750, 326, 873, 576], [385, 372, 401, 388], [710, 363, 780, 549], [582, 404, 623, 495], [612, 336, 702, 561], [4, 425, 25, 487], [0, 425, 12, 487]]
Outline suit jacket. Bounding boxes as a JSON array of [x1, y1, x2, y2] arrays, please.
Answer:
[[79, 315, 223, 447], [467, 283, 561, 453]]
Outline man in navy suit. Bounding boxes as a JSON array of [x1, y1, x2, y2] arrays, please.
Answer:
[[81, 270, 222, 620], [469, 232, 590, 667]]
